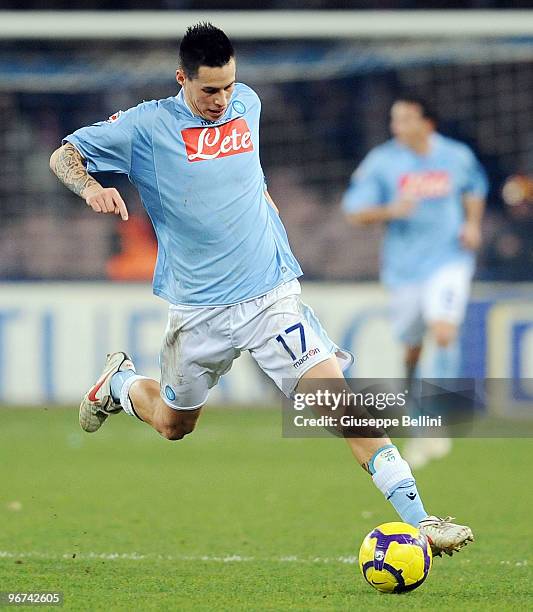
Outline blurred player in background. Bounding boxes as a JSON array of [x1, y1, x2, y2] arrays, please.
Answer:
[[343, 97, 488, 468], [49, 26, 473, 556]]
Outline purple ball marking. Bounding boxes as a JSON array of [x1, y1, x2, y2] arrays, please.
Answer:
[[421, 534, 431, 575], [368, 529, 431, 579], [383, 562, 405, 590]]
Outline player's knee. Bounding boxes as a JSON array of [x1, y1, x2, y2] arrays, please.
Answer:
[[159, 411, 199, 441], [160, 422, 195, 441], [435, 335, 451, 348], [432, 324, 456, 347], [161, 428, 184, 441]]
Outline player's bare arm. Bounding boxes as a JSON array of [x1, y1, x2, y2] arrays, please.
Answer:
[[461, 193, 485, 250], [49, 143, 129, 220], [49, 142, 99, 198], [347, 196, 416, 225]]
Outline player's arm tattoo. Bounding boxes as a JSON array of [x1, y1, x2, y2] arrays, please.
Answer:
[[51, 143, 100, 198]]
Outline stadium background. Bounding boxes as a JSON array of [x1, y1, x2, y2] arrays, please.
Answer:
[[1, 3, 532, 410]]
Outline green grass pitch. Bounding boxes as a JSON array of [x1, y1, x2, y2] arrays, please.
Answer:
[[0, 406, 531, 611]]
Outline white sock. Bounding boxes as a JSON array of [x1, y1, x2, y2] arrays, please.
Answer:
[[120, 375, 148, 418]]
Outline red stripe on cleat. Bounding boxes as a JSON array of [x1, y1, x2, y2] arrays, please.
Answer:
[[87, 376, 108, 402]]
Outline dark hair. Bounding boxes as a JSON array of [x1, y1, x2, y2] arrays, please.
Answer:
[[179, 22, 234, 79], [394, 96, 438, 126]]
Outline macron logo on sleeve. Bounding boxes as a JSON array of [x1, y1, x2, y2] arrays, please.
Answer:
[[181, 118, 254, 162]]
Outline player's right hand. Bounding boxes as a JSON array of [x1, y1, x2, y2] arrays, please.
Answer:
[[84, 186, 129, 221], [388, 196, 417, 219]]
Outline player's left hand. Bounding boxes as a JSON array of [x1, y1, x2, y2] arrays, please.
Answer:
[[460, 221, 482, 250]]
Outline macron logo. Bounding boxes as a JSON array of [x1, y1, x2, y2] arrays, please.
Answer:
[[293, 347, 321, 369], [182, 118, 254, 162]]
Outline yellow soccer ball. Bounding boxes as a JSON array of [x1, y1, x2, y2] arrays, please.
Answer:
[[358, 521, 432, 594]]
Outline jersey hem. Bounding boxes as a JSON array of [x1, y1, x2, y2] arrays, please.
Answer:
[[153, 274, 303, 308], [382, 253, 474, 289]]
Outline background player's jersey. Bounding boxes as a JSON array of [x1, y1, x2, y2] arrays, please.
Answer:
[[342, 133, 488, 288], [65, 83, 302, 306]]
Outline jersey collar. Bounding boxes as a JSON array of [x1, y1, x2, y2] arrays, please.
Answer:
[[395, 132, 441, 158], [174, 88, 236, 125], [174, 89, 196, 119]]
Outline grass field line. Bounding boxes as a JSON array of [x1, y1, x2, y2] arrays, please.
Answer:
[[0, 551, 528, 566], [0, 550, 359, 564]]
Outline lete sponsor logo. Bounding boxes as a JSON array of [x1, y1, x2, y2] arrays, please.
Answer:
[[399, 171, 451, 199], [181, 118, 254, 162]]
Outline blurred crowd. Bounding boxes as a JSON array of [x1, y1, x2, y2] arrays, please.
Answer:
[[1, 40, 533, 283]]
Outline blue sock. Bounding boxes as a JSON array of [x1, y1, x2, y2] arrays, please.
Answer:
[[369, 445, 428, 527], [431, 341, 460, 379], [424, 342, 461, 423], [387, 479, 428, 527], [110, 369, 136, 403]]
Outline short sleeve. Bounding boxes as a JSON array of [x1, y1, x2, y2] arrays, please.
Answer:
[[342, 151, 386, 214], [460, 146, 489, 199], [63, 105, 139, 175]]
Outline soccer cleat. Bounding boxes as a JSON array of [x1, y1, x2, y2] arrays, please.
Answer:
[[418, 515, 474, 557], [79, 352, 135, 433]]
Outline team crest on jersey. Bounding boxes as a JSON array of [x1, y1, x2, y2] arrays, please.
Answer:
[[232, 100, 246, 114], [181, 118, 254, 162], [399, 171, 451, 199], [107, 110, 123, 123]]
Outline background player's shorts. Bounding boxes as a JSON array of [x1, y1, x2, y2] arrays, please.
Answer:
[[390, 260, 474, 346], [160, 279, 354, 410]]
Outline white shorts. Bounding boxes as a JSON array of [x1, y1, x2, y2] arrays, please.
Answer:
[[159, 279, 354, 410], [390, 260, 473, 346]]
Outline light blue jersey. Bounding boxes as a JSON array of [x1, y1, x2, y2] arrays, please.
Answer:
[[342, 134, 488, 287], [65, 83, 302, 306]]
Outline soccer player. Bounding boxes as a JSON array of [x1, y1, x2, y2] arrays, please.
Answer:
[[50, 24, 473, 556], [343, 97, 488, 468]]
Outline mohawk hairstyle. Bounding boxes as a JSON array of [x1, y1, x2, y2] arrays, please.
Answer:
[[179, 22, 235, 79]]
